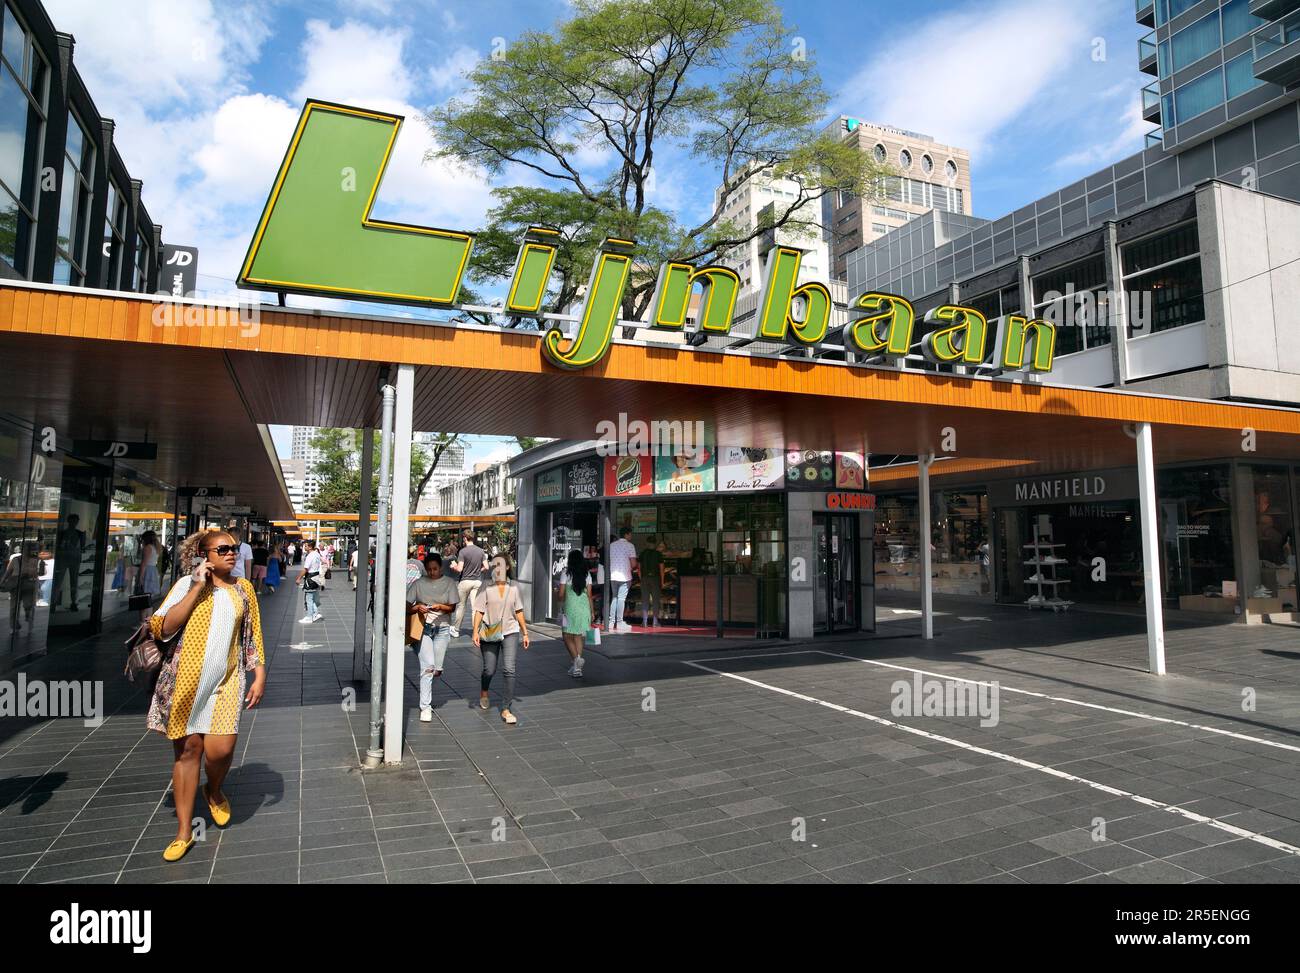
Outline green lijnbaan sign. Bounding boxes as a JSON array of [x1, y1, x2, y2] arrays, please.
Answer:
[[240, 100, 1057, 375]]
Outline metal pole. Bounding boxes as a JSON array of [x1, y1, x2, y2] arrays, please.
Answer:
[[364, 387, 395, 767], [1135, 422, 1166, 674], [383, 364, 414, 764], [919, 452, 933, 641], [353, 427, 374, 682], [170, 489, 180, 585]]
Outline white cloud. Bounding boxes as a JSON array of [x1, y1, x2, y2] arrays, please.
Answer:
[[291, 19, 414, 106], [834, 0, 1092, 154], [44, 0, 269, 109], [194, 94, 301, 197], [428, 45, 480, 93]]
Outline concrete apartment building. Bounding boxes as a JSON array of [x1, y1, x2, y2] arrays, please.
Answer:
[[712, 161, 832, 295], [437, 459, 516, 518], [822, 116, 973, 280]]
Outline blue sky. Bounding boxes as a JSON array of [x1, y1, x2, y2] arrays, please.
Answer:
[[46, 0, 1148, 465]]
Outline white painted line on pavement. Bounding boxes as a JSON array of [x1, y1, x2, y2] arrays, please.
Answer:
[[683, 659, 1300, 858], [812, 650, 1300, 756]]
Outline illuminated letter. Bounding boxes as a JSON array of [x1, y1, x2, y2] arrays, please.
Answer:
[[649, 262, 740, 333], [756, 247, 831, 346], [999, 315, 1056, 372], [239, 100, 474, 304], [920, 305, 987, 364], [541, 237, 634, 369], [504, 227, 560, 314], [846, 291, 914, 357]]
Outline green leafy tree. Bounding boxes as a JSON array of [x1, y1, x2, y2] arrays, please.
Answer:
[[427, 0, 890, 319], [308, 428, 431, 513]]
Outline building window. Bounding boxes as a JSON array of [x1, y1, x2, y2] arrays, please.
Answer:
[[55, 110, 95, 286], [1032, 254, 1111, 356], [871, 223, 888, 234], [1120, 221, 1204, 336], [133, 231, 150, 292], [1169, 10, 1221, 74], [899, 148, 912, 170], [101, 180, 127, 289], [921, 154, 933, 175], [1172, 65, 1224, 125], [944, 160, 958, 181], [1224, 51, 1263, 101], [0, 2, 48, 277], [873, 143, 886, 163], [1220, 0, 1262, 44]]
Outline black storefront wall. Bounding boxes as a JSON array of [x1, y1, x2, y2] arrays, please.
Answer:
[[988, 463, 1251, 609], [992, 466, 1141, 607]]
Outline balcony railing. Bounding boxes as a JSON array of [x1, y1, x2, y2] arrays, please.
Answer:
[[1249, 0, 1300, 22], [1252, 10, 1300, 85], [1138, 31, 1158, 74], [1145, 130, 1164, 149], [1142, 82, 1161, 113], [1136, 0, 1155, 27]]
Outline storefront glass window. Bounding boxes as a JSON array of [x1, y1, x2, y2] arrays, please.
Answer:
[[617, 495, 786, 635], [1246, 466, 1295, 609], [874, 493, 920, 592], [1157, 465, 1236, 607]]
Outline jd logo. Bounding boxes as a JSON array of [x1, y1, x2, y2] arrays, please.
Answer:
[[103, 442, 129, 457]]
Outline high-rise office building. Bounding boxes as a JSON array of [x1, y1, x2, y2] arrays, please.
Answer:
[[822, 117, 973, 280]]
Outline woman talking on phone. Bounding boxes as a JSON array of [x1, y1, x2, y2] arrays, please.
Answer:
[[149, 528, 266, 862]]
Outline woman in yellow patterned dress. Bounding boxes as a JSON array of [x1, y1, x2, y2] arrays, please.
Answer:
[[149, 528, 266, 862]]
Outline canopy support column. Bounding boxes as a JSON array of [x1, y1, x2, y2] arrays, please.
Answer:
[[919, 451, 934, 641], [383, 365, 414, 763], [1135, 421, 1166, 674]]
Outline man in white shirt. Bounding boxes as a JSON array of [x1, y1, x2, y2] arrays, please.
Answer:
[[349, 546, 359, 590], [229, 530, 253, 582], [297, 539, 324, 623], [607, 527, 637, 633]]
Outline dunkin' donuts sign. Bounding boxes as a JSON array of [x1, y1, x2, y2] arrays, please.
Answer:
[[240, 100, 1059, 377]]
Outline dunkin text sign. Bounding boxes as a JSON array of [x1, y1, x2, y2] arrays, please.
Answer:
[[240, 100, 1057, 376]]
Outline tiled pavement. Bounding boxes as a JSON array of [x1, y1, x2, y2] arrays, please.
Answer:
[[2, 581, 1300, 884]]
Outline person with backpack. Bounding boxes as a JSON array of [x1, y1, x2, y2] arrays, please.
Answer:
[[297, 539, 324, 623], [472, 555, 530, 725]]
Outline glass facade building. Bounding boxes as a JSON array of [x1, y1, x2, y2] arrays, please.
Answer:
[[0, 0, 174, 666]]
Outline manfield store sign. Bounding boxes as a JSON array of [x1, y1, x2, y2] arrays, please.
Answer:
[[240, 100, 1058, 376]]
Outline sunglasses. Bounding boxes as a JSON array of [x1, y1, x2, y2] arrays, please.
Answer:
[[206, 544, 239, 556]]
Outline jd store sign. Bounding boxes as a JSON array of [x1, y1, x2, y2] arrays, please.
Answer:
[[240, 100, 1058, 376]]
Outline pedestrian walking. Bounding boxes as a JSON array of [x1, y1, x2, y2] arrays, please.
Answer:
[[136, 530, 162, 623], [607, 527, 637, 632], [472, 555, 529, 724], [451, 529, 485, 638], [297, 539, 324, 623], [406, 552, 460, 723], [264, 545, 281, 595], [638, 534, 664, 627], [251, 535, 269, 593], [2, 540, 39, 633], [349, 545, 359, 590], [557, 548, 593, 678], [149, 528, 266, 862]]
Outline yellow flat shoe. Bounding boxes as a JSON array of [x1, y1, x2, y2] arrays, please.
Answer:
[[163, 837, 195, 862], [204, 784, 232, 827]]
